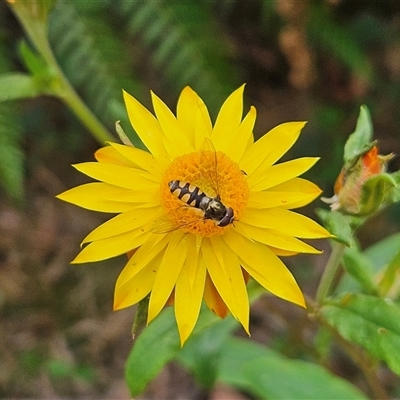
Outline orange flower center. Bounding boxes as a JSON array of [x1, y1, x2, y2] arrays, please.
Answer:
[[160, 150, 249, 236]]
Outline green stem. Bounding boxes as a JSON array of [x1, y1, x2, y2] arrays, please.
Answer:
[[8, 3, 114, 144], [316, 241, 346, 303], [132, 295, 150, 340]]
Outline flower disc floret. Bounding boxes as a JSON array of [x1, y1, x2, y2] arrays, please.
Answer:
[[160, 150, 249, 236]]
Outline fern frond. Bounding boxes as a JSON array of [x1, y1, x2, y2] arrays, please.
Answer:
[[306, 4, 374, 81], [48, 1, 115, 124], [47, 1, 143, 147], [113, 0, 239, 114]]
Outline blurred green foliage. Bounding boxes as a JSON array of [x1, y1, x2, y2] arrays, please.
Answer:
[[2, 0, 400, 201], [1, 1, 400, 398]]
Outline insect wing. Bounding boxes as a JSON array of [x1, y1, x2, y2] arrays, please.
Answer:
[[151, 214, 205, 234], [199, 137, 220, 198], [151, 216, 180, 234]]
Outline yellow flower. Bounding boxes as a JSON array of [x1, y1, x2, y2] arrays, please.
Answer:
[[57, 85, 330, 345]]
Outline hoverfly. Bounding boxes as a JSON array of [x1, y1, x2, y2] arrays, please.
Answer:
[[168, 180, 234, 227], [152, 139, 235, 233]]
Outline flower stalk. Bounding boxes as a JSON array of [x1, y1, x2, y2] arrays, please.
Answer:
[[315, 241, 346, 304], [7, 0, 113, 144]]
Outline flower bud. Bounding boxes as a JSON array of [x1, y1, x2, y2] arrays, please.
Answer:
[[326, 145, 394, 215]]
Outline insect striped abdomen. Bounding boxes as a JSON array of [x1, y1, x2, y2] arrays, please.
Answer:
[[168, 180, 206, 208]]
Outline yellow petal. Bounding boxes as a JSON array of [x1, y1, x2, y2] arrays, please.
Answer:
[[247, 186, 321, 210], [177, 87, 212, 149], [113, 259, 159, 310], [269, 178, 323, 209], [222, 106, 256, 162], [98, 187, 160, 206], [235, 222, 321, 254], [212, 85, 245, 151], [108, 142, 166, 174], [116, 233, 170, 287], [223, 229, 305, 307], [203, 273, 229, 318], [247, 157, 319, 191], [72, 230, 151, 263], [147, 231, 188, 324], [151, 91, 194, 155], [72, 162, 159, 190], [123, 90, 167, 159], [241, 207, 330, 239], [174, 235, 206, 345], [95, 145, 137, 167], [82, 207, 162, 243], [56, 183, 138, 213], [240, 122, 307, 175], [201, 237, 249, 332], [269, 247, 298, 257], [210, 236, 249, 333]]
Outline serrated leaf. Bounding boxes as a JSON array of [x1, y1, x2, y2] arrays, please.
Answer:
[[344, 105, 373, 164], [321, 293, 400, 375], [315, 208, 354, 246], [342, 247, 378, 295], [218, 338, 367, 399]]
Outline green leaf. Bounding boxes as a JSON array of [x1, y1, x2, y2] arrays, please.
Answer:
[[176, 281, 264, 388], [0, 73, 42, 101], [387, 170, 400, 204], [378, 249, 400, 298], [343, 105, 373, 165], [315, 208, 354, 246], [321, 293, 400, 375], [125, 282, 265, 396], [17, 42, 60, 96], [364, 232, 400, 272], [177, 316, 238, 388], [218, 338, 367, 399], [125, 306, 219, 397], [359, 173, 397, 214], [19, 41, 49, 77], [342, 247, 378, 295], [0, 103, 24, 201], [125, 307, 180, 397]]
